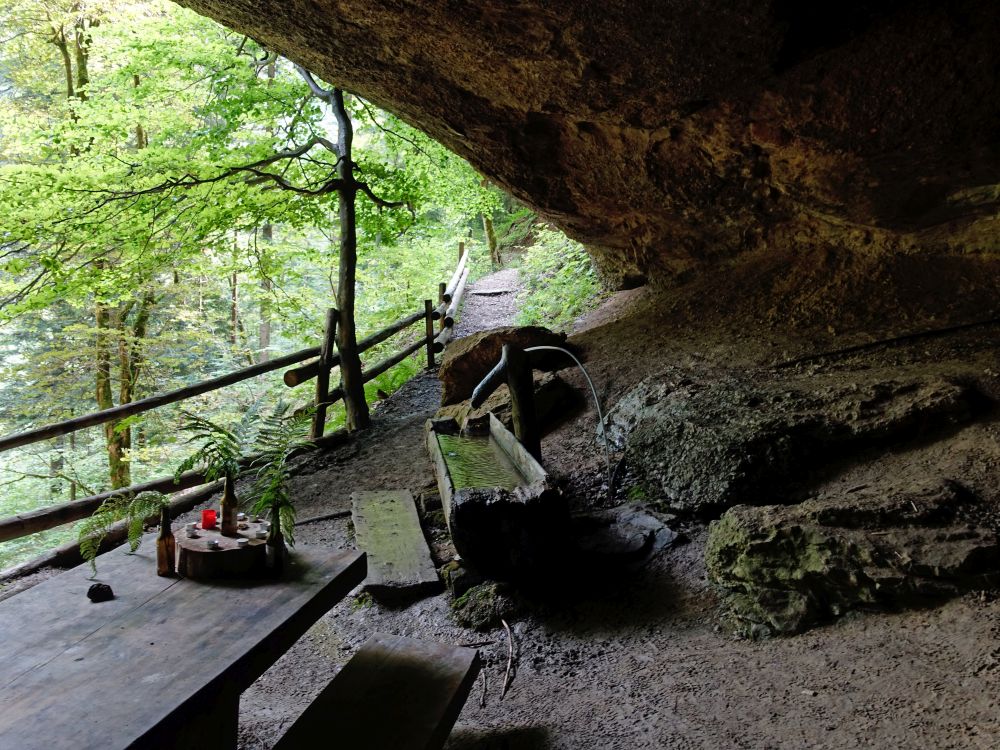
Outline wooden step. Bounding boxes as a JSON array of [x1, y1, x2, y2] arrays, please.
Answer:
[[273, 633, 481, 750], [350, 490, 441, 600]]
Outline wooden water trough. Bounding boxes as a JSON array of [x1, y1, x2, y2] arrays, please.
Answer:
[[426, 414, 566, 577]]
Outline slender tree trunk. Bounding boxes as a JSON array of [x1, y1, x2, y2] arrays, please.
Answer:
[[95, 296, 129, 488], [483, 213, 501, 269], [229, 270, 239, 346], [332, 88, 370, 430], [259, 224, 273, 363]]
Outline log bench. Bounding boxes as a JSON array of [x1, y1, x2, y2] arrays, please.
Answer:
[[273, 633, 481, 750]]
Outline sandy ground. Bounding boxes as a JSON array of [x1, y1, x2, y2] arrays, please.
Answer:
[[229, 267, 1000, 749]]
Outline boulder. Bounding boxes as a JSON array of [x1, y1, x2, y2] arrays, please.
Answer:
[[438, 326, 568, 406], [436, 371, 582, 433], [572, 504, 678, 565], [612, 369, 981, 516], [705, 479, 1000, 636]]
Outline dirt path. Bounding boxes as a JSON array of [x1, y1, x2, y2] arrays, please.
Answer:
[[236, 271, 1000, 750]]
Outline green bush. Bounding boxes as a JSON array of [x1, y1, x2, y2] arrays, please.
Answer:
[[515, 228, 601, 331]]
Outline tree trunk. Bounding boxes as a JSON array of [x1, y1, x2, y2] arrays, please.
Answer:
[[95, 296, 129, 489], [332, 88, 370, 431], [483, 213, 501, 269], [229, 269, 239, 346], [259, 223, 273, 362]]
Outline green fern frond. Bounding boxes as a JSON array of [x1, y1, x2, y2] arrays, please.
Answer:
[[245, 403, 311, 548], [78, 491, 168, 576]]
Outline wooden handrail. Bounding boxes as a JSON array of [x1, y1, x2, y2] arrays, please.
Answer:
[[0, 245, 470, 554], [444, 267, 470, 328], [0, 480, 223, 584], [0, 346, 320, 453], [441, 248, 469, 303], [284, 308, 425, 387], [0, 427, 352, 548]]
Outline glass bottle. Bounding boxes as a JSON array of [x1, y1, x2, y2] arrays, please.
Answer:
[[266, 511, 286, 575], [220, 473, 239, 536], [156, 505, 175, 577]]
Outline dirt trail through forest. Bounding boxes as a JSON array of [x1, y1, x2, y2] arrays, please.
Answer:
[[234, 269, 999, 749]]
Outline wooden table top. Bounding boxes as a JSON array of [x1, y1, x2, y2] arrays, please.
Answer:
[[0, 542, 366, 750]]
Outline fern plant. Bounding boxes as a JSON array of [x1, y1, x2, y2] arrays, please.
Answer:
[[174, 407, 259, 534], [78, 491, 169, 576], [246, 404, 313, 547], [174, 409, 253, 484]]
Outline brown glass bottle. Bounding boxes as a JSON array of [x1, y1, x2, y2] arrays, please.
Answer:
[[220, 474, 239, 536], [266, 513, 286, 575], [156, 506, 175, 577]]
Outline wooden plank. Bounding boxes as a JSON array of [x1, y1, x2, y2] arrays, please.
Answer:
[[0, 546, 365, 750], [426, 421, 458, 528], [351, 490, 441, 599], [274, 633, 480, 750], [489, 413, 548, 485]]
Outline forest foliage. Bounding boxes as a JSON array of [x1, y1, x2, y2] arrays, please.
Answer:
[[0, 0, 599, 571]]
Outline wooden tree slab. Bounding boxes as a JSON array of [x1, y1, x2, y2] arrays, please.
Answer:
[[351, 490, 441, 599], [176, 521, 267, 579], [273, 632, 481, 750]]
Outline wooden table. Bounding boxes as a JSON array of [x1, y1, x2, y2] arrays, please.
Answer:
[[0, 542, 366, 750]]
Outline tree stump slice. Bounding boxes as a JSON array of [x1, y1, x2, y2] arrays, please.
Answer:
[[176, 522, 268, 579]]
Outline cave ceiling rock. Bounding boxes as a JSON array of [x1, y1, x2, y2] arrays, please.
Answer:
[[177, 1, 1000, 289]]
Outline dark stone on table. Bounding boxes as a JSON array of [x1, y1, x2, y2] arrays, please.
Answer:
[[87, 583, 114, 603]]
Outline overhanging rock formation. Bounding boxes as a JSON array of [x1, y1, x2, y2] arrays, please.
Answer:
[[178, 1, 1000, 294]]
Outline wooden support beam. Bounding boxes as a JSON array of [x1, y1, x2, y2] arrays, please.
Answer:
[[504, 343, 541, 462], [312, 308, 338, 439], [425, 299, 436, 369]]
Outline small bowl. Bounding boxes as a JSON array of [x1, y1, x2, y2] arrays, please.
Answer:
[[206, 539, 221, 550], [237, 538, 249, 549], [255, 530, 268, 540]]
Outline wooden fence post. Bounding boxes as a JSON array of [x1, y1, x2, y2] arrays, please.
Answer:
[[424, 299, 436, 369], [458, 241, 465, 264], [504, 343, 541, 462], [311, 307, 338, 439]]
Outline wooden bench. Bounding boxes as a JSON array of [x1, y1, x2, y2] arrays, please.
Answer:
[[274, 633, 481, 750]]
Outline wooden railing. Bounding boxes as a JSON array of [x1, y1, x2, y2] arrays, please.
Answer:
[[0, 245, 472, 576]]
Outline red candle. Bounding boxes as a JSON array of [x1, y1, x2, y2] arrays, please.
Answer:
[[201, 509, 217, 530]]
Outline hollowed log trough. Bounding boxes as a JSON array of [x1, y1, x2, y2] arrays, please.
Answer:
[[426, 414, 567, 578]]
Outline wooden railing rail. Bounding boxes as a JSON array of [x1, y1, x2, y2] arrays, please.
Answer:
[[0, 346, 320, 454], [0, 243, 472, 566], [283, 308, 425, 388]]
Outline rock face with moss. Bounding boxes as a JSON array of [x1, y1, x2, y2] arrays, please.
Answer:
[[609, 369, 981, 517], [705, 480, 1000, 636], [179, 1, 1000, 294]]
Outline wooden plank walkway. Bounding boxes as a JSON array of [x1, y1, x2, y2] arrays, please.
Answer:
[[274, 632, 480, 750], [351, 490, 441, 599]]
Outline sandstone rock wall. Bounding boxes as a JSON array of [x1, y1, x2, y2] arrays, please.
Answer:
[[180, 0, 1000, 291]]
